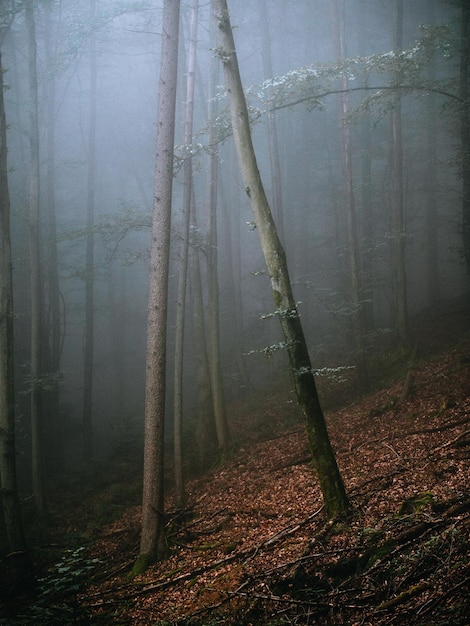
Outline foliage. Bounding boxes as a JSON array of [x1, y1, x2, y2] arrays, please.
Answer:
[[188, 25, 458, 160], [58, 202, 151, 269], [12, 547, 100, 625], [252, 25, 456, 116], [243, 340, 295, 359], [48, 0, 153, 76]]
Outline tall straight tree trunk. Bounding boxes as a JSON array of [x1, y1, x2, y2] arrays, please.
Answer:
[[390, 0, 408, 345], [83, 0, 97, 464], [332, 0, 368, 390], [26, 0, 46, 515], [190, 240, 217, 472], [44, 4, 63, 473], [213, 0, 349, 519], [259, 0, 284, 239], [221, 182, 250, 389], [0, 46, 27, 554], [173, 0, 198, 507], [425, 0, 440, 304], [206, 35, 230, 454], [460, 0, 470, 275], [360, 118, 376, 332], [357, 1, 375, 336], [134, 0, 180, 573]]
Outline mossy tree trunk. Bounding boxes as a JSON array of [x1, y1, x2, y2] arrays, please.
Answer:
[[213, 0, 349, 519]]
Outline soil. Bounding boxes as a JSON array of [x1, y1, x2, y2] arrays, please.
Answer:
[[1, 304, 469, 625]]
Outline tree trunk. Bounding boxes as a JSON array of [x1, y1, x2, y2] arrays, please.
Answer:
[[44, 3, 63, 474], [26, 0, 46, 515], [83, 0, 97, 465], [425, 0, 440, 305], [0, 45, 27, 553], [134, 0, 180, 573], [206, 32, 230, 454], [332, 0, 368, 390], [190, 241, 218, 472], [460, 0, 470, 275], [173, 0, 198, 507], [259, 0, 284, 240], [390, 0, 408, 345], [213, 0, 349, 519]]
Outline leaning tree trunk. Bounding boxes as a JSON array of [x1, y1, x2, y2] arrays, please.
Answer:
[[213, 0, 349, 519], [133, 0, 181, 574]]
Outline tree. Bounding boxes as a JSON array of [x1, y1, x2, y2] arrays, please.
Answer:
[[390, 0, 408, 345], [424, 0, 440, 305], [134, 0, 181, 573], [331, 0, 368, 389], [460, 0, 470, 274], [0, 43, 27, 555], [213, 0, 349, 520], [173, 0, 198, 507], [258, 0, 284, 239], [206, 34, 230, 455], [83, 0, 97, 464], [189, 236, 218, 472], [25, 0, 46, 515], [43, 1, 64, 474]]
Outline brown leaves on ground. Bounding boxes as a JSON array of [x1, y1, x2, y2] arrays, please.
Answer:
[[78, 344, 470, 625]]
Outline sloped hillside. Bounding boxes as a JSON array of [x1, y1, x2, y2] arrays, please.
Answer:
[[73, 343, 470, 625], [2, 308, 469, 626]]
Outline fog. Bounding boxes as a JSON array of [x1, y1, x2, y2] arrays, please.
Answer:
[[1, 0, 467, 489]]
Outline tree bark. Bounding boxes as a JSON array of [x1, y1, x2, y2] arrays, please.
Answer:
[[206, 29, 230, 454], [390, 0, 408, 345], [332, 0, 368, 390], [0, 45, 27, 553], [134, 0, 180, 573], [259, 0, 284, 240], [26, 0, 46, 515], [460, 0, 470, 275], [44, 3, 63, 474], [425, 0, 440, 304], [83, 0, 97, 464], [173, 0, 198, 507], [213, 0, 349, 519], [190, 241, 218, 472]]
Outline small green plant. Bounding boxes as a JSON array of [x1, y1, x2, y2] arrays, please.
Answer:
[[17, 547, 100, 625], [38, 546, 99, 598]]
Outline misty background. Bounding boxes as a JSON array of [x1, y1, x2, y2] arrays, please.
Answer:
[[1, 0, 467, 490]]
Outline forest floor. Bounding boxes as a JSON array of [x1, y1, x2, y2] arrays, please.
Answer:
[[1, 304, 470, 625]]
